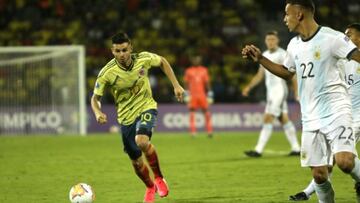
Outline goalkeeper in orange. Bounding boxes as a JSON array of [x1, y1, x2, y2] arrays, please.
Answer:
[[184, 55, 213, 138]]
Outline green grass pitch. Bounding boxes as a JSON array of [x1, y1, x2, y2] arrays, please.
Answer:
[[0, 132, 358, 203]]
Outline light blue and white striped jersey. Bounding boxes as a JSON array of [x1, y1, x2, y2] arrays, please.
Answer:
[[263, 48, 288, 97], [338, 59, 360, 123], [283, 26, 357, 131]]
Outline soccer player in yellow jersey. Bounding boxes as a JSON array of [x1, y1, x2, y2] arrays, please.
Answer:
[[91, 32, 184, 203]]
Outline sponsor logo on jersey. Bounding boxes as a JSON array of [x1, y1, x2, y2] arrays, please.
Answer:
[[95, 82, 100, 89], [357, 67, 360, 74], [344, 36, 350, 42]]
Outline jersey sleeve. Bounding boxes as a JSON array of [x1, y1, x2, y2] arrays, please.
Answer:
[[145, 52, 162, 67], [280, 50, 287, 63], [331, 34, 357, 60], [93, 73, 108, 96], [283, 46, 296, 73]]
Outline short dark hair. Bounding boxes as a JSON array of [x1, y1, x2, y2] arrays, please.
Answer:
[[266, 30, 279, 37], [111, 32, 131, 44], [347, 23, 360, 32], [286, 0, 315, 13]]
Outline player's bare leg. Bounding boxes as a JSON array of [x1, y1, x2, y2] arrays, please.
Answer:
[[136, 135, 169, 198], [189, 110, 197, 137], [131, 157, 156, 203], [202, 109, 213, 138], [289, 166, 333, 201], [311, 166, 335, 203], [335, 151, 360, 202], [279, 113, 300, 156]]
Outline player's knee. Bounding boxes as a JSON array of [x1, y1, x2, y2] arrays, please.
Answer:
[[135, 135, 150, 151], [263, 114, 274, 123], [313, 173, 328, 184], [279, 114, 289, 125], [131, 159, 144, 169], [312, 168, 328, 184], [336, 156, 354, 174]]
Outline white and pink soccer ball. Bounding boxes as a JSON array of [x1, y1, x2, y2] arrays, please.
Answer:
[[69, 183, 95, 203]]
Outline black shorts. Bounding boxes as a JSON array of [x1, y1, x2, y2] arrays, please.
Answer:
[[119, 109, 157, 160]]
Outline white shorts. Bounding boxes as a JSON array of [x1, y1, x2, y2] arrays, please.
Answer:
[[300, 114, 357, 167], [354, 124, 360, 143], [265, 90, 288, 117]]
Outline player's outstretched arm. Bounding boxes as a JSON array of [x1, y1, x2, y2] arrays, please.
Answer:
[[159, 56, 185, 102], [242, 67, 265, 97], [91, 94, 108, 124], [242, 45, 294, 80]]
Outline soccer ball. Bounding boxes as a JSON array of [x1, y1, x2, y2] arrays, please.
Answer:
[[109, 125, 120, 133], [69, 183, 95, 203]]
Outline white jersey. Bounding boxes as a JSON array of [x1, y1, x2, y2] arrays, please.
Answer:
[[338, 59, 360, 123], [283, 26, 357, 131], [263, 48, 288, 96]]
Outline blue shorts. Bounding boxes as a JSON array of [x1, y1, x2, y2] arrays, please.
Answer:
[[120, 109, 157, 160]]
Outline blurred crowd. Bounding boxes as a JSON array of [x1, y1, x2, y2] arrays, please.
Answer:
[[0, 0, 359, 103]]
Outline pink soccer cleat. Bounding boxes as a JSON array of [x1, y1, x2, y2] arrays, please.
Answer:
[[154, 177, 169, 197], [143, 185, 156, 203]]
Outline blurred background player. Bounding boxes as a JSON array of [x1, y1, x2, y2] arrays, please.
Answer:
[[184, 55, 213, 138], [289, 22, 360, 201], [91, 32, 184, 203], [242, 31, 300, 157]]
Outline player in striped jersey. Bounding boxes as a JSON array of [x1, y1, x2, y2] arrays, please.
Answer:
[[289, 22, 360, 201], [243, 31, 300, 157], [91, 32, 184, 203], [242, 0, 360, 202]]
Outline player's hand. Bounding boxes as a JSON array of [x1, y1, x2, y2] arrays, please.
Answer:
[[242, 45, 263, 62], [95, 112, 108, 124], [242, 86, 251, 97], [183, 91, 190, 103], [174, 85, 185, 102]]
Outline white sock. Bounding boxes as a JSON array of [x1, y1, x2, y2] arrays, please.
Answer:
[[303, 179, 315, 197], [303, 172, 332, 198], [314, 180, 335, 203], [283, 121, 300, 152], [351, 158, 360, 182], [255, 124, 273, 153]]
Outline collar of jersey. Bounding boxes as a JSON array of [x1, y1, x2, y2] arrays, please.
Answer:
[[301, 26, 322, 42], [115, 56, 135, 71]]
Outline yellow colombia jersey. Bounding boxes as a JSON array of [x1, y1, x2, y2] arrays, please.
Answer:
[[94, 52, 161, 125]]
